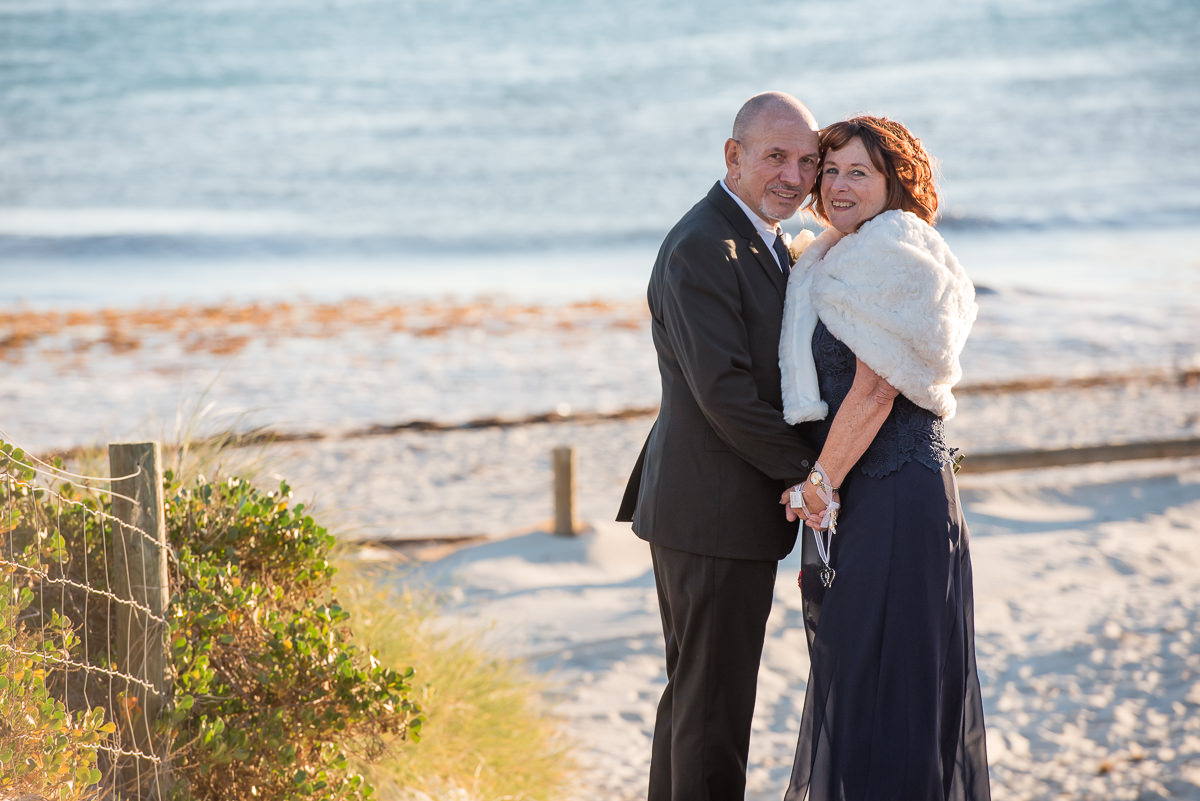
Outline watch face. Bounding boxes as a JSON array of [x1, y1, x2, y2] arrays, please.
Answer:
[[810, 473, 822, 485]]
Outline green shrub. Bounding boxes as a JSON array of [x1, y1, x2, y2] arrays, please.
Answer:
[[1, 441, 422, 800], [0, 445, 108, 800], [0, 587, 110, 800], [162, 474, 422, 800]]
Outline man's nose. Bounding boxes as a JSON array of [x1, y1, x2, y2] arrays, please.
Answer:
[[779, 158, 803, 186]]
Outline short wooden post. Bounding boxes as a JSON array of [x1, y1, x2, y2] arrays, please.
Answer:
[[109, 442, 171, 797], [552, 446, 577, 536]]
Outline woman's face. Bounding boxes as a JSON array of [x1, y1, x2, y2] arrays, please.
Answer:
[[820, 137, 889, 234]]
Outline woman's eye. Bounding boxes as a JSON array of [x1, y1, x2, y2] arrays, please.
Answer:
[[823, 167, 838, 176]]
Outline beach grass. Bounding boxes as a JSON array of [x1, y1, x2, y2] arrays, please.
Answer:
[[335, 562, 574, 801]]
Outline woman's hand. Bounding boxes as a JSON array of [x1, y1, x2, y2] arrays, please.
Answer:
[[780, 483, 838, 529], [802, 481, 832, 529]]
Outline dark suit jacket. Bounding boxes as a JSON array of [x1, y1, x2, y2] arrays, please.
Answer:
[[617, 182, 817, 561]]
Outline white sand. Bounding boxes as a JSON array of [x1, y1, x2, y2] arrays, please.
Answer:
[[3, 290, 1198, 798], [377, 456, 1200, 801]]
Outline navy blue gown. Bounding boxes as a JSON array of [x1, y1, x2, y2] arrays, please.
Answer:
[[785, 321, 991, 801]]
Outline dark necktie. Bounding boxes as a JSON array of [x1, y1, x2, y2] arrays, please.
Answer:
[[772, 231, 790, 272]]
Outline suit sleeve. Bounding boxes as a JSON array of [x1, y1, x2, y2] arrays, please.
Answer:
[[659, 236, 816, 482]]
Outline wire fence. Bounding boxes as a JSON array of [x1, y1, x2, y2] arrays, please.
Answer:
[[1, 438, 171, 801]]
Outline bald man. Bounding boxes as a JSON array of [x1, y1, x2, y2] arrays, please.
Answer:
[[618, 92, 821, 800]]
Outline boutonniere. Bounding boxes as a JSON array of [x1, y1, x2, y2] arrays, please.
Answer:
[[786, 229, 817, 263]]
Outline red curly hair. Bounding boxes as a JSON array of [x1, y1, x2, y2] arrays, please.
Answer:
[[804, 115, 939, 226]]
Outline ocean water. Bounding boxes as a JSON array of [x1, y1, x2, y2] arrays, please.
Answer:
[[1, 0, 1198, 307]]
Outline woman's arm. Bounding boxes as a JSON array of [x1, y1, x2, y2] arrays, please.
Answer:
[[781, 357, 899, 525]]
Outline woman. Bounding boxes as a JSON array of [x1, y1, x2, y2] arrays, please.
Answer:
[[777, 116, 991, 800]]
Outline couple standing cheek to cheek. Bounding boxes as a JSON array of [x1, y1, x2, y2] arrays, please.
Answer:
[[618, 92, 990, 801]]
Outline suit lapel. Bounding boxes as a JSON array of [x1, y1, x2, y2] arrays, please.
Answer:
[[748, 232, 789, 298], [706, 183, 787, 300]]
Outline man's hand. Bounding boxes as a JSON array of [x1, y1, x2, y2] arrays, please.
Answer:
[[780, 486, 802, 523]]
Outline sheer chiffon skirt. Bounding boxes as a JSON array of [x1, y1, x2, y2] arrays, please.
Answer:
[[785, 461, 991, 801]]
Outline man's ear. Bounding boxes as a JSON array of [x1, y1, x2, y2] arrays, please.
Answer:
[[724, 138, 741, 174]]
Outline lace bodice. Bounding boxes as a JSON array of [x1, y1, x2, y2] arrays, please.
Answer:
[[801, 321, 954, 478]]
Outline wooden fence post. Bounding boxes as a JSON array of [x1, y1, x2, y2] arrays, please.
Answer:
[[552, 446, 577, 536], [109, 442, 171, 797]]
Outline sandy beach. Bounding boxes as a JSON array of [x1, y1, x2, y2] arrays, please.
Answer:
[[252, 377, 1198, 799], [357, 454, 1200, 801], [3, 277, 1198, 456], [2, 294, 1198, 799]]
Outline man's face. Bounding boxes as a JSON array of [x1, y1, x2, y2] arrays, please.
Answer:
[[725, 110, 819, 226]]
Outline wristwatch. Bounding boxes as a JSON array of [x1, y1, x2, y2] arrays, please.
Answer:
[[807, 467, 839, 493]]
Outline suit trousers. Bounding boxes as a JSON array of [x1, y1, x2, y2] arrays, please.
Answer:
[[648, 542, 778, 801]]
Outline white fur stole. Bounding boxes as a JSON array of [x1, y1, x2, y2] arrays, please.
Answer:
[[780, 209, 977, 422]]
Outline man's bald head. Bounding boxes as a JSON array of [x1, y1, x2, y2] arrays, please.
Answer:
[[732, 92, 818, 143]]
